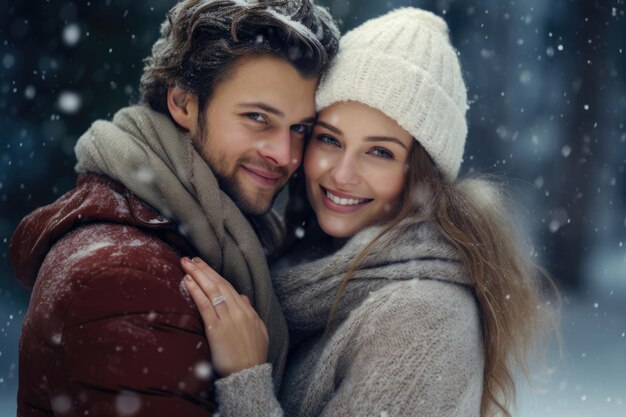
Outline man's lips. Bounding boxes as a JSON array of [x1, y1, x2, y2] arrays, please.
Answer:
[[241, 164, 283, 186]]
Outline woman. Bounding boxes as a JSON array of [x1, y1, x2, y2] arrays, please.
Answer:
[[182, 7, 555, 417]]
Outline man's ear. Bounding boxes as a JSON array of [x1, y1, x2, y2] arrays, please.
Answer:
[[167, 86, 199, 135]]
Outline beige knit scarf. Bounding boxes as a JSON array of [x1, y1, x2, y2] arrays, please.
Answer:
[[74, 105, 288, 383], [272, 221, 469, 336]]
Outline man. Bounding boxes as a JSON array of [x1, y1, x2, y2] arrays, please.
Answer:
[[10, 1, 338, 415]]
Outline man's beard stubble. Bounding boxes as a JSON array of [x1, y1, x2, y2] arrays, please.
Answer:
[[213, 162, 277, 216], [192, 125, 287, 216]]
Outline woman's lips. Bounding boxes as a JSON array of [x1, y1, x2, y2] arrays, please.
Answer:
[[320, 186, 372, 213]]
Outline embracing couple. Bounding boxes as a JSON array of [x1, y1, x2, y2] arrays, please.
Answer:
[[10, 1, 553, 416]]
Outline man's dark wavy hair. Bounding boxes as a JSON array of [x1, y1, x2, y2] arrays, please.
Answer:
[[140, 0, 340, 114]]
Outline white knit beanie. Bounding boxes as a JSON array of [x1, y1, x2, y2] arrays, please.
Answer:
[[316, 8, 468, 181]]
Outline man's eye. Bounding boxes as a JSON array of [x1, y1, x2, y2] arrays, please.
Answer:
[[246, 113, 265, 122], [291, 124, 310, 134]]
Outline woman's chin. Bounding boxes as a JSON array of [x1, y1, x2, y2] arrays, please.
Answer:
[[317, 216, 361, 239]]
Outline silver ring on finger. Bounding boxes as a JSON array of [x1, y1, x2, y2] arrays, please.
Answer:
[[211, 295, 226, 306]]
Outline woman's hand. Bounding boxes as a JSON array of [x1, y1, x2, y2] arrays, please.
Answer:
[[181, 256, 269, 378]]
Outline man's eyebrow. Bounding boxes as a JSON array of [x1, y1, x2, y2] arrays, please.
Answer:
[[364, 136, 409, 150], [300, 117, 316, 124], [239, 102, 285, 118], [315, 120, 343, 135]]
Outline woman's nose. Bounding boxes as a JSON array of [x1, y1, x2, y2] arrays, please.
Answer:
[[330, 154, 360, 187]]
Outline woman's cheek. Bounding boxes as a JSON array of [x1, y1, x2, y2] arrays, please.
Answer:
[[304, 147, 332, 178]]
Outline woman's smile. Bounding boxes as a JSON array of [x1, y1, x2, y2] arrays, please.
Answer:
[[320, 186, 373, 213]]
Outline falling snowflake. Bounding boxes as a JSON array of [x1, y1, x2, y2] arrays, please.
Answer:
[[57, 91, 82, 114], [194, 360, 212, 380], [51, 395, 72, 413], [115, 391, 142, 416], [561, 145, 572, 158], [62, 23, 81, 46]]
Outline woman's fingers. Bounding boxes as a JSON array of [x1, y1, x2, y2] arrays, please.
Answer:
[[180, 256, 269, 377], [181, 257, 247, 311], [183, 274, 219, 330], [181, 257, 233, 320], [181, 257, 256, 326]]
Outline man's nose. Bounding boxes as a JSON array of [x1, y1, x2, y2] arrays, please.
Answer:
[[258, 128, 292, 167]]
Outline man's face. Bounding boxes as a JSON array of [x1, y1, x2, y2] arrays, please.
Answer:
[[194, 54, 318, 216]]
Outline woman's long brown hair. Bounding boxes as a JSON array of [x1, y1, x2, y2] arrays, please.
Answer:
[[324, 142, 559, 417]]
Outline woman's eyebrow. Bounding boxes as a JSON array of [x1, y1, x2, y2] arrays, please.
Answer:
[[315, 120, 343, 135], [364, 136, 409, 149]]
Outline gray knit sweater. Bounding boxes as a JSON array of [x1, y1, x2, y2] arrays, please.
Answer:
[[215, 221, 484, 417]]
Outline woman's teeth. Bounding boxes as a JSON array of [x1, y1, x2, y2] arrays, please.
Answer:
[[326, 190, 368, 206]]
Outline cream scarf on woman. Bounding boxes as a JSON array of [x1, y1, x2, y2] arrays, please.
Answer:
[[74, 105, 288, 383]]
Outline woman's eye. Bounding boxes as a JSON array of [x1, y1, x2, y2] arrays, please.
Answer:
[[317, 134, 340, 146], [371, 147, 394, 159], [246, 113, 265, 123]]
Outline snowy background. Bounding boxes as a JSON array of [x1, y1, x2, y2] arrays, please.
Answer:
[[1, 0, 625, 415]]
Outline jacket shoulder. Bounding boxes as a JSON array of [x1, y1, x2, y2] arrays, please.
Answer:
[[19, 221, 214, 415], [10, 173, 177, 288], [28, 222, 193, 330]]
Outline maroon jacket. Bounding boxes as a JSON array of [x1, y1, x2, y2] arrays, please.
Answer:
[[10, 174, 217, 416]]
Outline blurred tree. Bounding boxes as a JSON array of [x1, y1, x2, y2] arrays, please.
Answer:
[[549, 2, 618, 289]]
